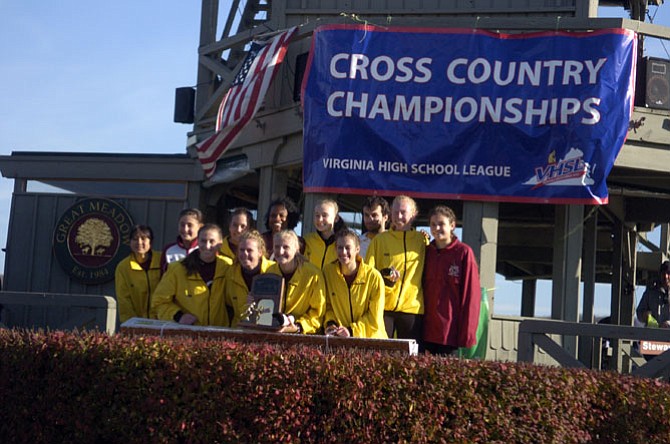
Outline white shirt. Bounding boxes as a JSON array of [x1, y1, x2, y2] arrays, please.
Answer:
[[359, 232, 376, 259]]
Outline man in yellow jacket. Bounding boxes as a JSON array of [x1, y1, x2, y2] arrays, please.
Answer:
[[365, 196, 427, 342], [152, 224, 229, 326], [323, 229, 387, 339]]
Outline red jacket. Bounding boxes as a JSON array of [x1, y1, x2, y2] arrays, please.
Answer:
[[159, 236, 199, 274], [422, 237, 481, 348]]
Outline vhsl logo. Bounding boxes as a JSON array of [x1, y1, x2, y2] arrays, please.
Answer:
[[523, 148, 595, 190]]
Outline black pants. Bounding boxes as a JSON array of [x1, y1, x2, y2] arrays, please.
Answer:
[[384, 311, 423, 343], [423, 341, 458, 356]]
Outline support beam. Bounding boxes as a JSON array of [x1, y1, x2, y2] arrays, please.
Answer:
[[551, 205, 584, 358], [579, 207, 598, 367], [609, 219, 625, 372], [621, 230, 637, 327], [462, 202, 499, 313], [662, 224, 670, 258], [520, 279, 536, 317], [194, 0, 219, 126], [576, 0, 599, 18], [619, 229, 639, 373], [581, 208, 598, 323]]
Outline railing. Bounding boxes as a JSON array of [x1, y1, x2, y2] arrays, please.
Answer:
[[0, 291, 117, 334], [518, 319, 670, 379]]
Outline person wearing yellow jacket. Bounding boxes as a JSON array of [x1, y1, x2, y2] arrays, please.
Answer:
[[152, 224, 230, 326], [224, 230, 275, 327], [267, 230, 326, 334], [324, 229, 387, 339], [115, 225, 162, 323], [304, 198, 346, 269], [220, 207, 254, 264], [365, 195, 427, 342]]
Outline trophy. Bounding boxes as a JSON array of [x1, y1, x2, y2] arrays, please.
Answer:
[[238, 274, 285, 330]]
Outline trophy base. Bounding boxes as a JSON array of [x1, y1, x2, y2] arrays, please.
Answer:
[[238, 319, 284, 332]]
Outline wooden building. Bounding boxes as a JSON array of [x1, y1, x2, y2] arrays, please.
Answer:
[[1, 0, 670, 370], [184, 0, 670, 367]]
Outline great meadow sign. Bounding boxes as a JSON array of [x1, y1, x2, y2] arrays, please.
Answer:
[[53, 198, 133, 284]]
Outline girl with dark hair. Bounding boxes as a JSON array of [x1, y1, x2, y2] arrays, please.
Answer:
[[160, 208, 205, 274], [261, 197, 304, 258], [220, 207, 255, 263], [115, 225, 161, 322], [422, 205, 481, 355]]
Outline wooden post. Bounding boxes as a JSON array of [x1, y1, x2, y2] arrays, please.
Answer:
[[552, 205, 583, 358], [521, 279, 536, 317], [193, 0, 219, 131], [661, 223, 670, 258], [579, 207, 597, 368], [610, 219, 624, 372], [462, 202, 499, 313]]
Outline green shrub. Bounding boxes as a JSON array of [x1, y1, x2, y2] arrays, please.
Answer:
[[1, 330, 669, 443]]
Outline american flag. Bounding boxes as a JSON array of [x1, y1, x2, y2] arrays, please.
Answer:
[[196, 26, 298, 178]]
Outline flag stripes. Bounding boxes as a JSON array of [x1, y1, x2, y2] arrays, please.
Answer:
[[196, 26, 297, 178]]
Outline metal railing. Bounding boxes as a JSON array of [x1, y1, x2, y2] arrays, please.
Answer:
[[518, 318, 670, 378]]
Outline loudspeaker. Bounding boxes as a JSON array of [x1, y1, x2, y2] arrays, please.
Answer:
[[293, 52, 309, 102], [174, 87, 195, 123], [637, 57, 670, 110]]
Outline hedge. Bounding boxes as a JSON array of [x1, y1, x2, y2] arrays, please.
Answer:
[[1, 329, 669, 443]]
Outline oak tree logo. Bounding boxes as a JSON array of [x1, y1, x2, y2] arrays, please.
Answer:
[[76, 218, 113, 256], [53, 198, 134, 284]]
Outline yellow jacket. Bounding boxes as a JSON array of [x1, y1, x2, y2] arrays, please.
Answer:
[[224, 256, 275, 327], [365, 229, 427, 314], [267, 261, 326, 334], [304, 232, 338, 269], [219, 236, 236, 265], [323, 257, 387, 339], [151, 256, 230, 326], [114, 250, 162, 322]]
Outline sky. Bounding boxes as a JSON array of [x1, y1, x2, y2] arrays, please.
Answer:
[[1, 1, 669, 318], [0, 1, 207, 273]]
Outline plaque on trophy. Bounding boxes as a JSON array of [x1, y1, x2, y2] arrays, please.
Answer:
[[238, 274, 285, 330]]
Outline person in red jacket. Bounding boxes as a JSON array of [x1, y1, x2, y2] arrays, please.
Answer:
[[160, 208, 205, 274], [422, 205, 481, 356]]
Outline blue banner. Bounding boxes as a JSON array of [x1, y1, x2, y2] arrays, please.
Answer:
[[302, 25, 636, 204]]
